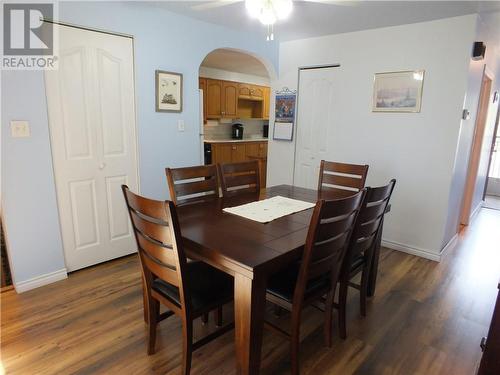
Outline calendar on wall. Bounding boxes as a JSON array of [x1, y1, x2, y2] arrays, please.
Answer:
[[273, 88, 296, 141]]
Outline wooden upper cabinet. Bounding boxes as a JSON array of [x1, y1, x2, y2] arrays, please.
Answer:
[[222, 81, 238, 118], [199, 78, 207, 124], [206, 79, 222, 118], [202, 77, 270, 120], [263, 87, 270, 120], [238, 83, 265, 101], [250, 85, 264, 100], [238, 83, 252, 99]]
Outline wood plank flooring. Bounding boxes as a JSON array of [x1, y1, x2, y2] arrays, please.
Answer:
[[2, 208, 500, 374]]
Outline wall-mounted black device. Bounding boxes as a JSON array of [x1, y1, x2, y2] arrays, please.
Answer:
[[472, 41, 486, 61]]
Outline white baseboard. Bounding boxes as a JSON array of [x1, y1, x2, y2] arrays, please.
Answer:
[[381, 239, 441, 262], [382, 232, 460, 263], [440, 233, 459, 261], [14, 268, 68, 293], [470, 201, 483, 223]]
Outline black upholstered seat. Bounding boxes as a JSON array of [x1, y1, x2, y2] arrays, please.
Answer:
[[266, 265, 330, 303], [152, 261, 233, 313], [349, 254, 365, 274]]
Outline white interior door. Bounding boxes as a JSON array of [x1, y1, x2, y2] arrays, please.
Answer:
[[294, 67, 339, 189], [45, 25, 138, 271]]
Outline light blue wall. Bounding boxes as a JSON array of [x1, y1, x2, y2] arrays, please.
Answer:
[[2, 71, 67, 283], [1, 1, 279, 286]]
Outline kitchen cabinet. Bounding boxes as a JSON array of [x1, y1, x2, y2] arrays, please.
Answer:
[[263, 87, 270, 120], [238, 83, 264, 101], [201, 77, 270, 120], [209, 141, 268, 187], [212, 143, 231, 165], [206, 79, 222, 119], [231, 144, 247, 162], [222, 81, 238, 118]]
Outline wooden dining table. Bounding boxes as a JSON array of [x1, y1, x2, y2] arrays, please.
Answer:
[[174, 184, 383, 375]]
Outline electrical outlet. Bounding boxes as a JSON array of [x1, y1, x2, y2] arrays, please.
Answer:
[[10, 120, 30, 138], [178, 119, 185, 132]]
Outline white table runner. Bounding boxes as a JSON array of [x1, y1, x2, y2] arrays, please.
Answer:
[[223, 196, 316, 223]]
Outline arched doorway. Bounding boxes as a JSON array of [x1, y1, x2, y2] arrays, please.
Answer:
[[197, 48, 273, 187]]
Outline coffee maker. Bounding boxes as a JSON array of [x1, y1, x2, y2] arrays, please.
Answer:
[[232, 123, 244, 139]]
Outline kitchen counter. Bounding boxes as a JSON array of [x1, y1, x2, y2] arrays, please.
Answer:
[[204, 138, 268, 143]]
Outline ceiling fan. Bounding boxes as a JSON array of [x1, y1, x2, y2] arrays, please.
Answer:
[[191, 0, 357, 40]]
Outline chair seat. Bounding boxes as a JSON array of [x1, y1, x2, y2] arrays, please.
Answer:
[[152, 261, 233, 314], [349, 254, 365, 273], [267, 266, 330, 303]]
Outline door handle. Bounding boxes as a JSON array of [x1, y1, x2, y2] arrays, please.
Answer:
[[99, 162, 106, 170]]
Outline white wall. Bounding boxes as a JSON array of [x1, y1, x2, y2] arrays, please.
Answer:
[[199, 66, 270, 86], [1, 1, 278, 290], [444, 12, 500, 242], [267, 15, 477, 260]]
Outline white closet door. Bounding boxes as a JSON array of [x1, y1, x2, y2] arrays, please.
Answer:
[[45, 25, 138, 271], [294, 67, 338, 189]]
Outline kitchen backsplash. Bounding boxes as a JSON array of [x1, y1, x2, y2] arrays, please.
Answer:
[[204, 119, 268, 140]]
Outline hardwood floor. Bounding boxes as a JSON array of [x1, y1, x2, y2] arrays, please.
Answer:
[[2, 208, 500, 374]]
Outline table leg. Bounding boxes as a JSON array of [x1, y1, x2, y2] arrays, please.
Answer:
[[234, 273, 267, 375], [368, 217, 383, 297]]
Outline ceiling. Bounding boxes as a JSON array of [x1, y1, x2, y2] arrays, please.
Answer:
[[200, 49, 270, 77], [157, 1, 500, 42]]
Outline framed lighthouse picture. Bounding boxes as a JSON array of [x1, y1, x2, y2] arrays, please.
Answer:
[[372, 70, 425, 113], [155, 70, 183, 112]]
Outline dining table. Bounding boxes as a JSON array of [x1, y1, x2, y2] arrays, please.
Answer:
[[172, 184, 384, 375]]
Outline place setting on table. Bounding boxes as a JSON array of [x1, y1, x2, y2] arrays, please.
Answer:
[[123, 159, 396, 375]]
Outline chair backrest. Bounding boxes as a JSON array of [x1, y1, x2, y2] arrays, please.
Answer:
[[343, 179, 396, 272], [122, 185, 190, 310], [294, 190, 365, 305], [318, 160, 369, 193], [166, 164, 220, 206], [218, 160, 260, 196]]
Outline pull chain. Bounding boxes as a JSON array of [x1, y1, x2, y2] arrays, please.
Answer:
[[266, 24, 275, 42]]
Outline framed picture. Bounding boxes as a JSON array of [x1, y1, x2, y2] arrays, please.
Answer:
[[155, 70, 182, 112], [372, 70, 425, 113]]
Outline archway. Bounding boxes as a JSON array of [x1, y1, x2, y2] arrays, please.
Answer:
[[198, 48, 273, 187]]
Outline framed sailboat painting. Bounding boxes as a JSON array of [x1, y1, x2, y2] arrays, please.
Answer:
[[156, 70, 183, 112], [372, 70, 425, 113]]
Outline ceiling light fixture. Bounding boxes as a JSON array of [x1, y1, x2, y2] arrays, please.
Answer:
[[245, 0, 293, 41]]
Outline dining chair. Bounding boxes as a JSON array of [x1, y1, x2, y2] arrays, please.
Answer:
[[318, 160, 369, 194], [265, 190, 366, 375], [337, 179, 396, 339], [122, 186, 234, 375], [217, 160, 261, 196], [166, 164, 225, 325], [166, 164, 220, 206]]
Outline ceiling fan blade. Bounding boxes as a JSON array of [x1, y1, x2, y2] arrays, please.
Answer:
[[301, 0, 358, 6], [191, 0, 242, 11]]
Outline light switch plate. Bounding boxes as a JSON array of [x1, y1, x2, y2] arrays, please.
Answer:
[[178, 119, 185, 132], [11, 120, 30, 138]]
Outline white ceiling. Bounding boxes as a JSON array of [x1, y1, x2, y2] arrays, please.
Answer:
[[156, 1, 500, 42], [201, 49, 270, 76]]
